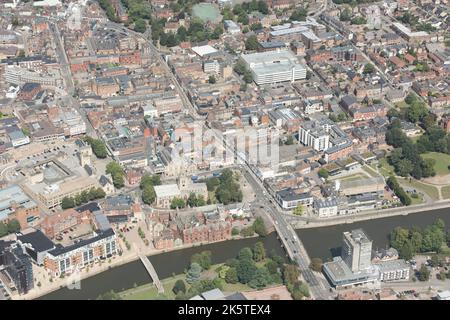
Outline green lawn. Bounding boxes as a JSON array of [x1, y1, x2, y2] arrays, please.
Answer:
[[361, 165, 381, 178], [397, 177, 440, 201], [395, 101, 408, 109], [410, 193, 424, 205], [377, 158, 395, 178], [442, 186, 450, 200], [422, 152, 450, 176], [121, 273, 186, 300], [120, 263, 254, 300]]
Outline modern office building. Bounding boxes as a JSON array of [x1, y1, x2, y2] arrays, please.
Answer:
[[342, 229, 373, 273], [323, 229, 379, 289], [241, 50, 307, 85]]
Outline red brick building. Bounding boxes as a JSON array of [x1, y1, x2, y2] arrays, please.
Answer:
[[182, 221, 231, 244]]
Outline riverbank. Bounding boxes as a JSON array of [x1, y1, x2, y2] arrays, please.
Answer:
[[21, 233, 260, 301], [37, 233, 283, 300], [119, 263, 255, 300], [291, 200, 450, 229]]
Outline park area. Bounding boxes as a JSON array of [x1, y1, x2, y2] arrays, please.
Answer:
[[103, 242, 310, 300], [422, 152, 450, 176]]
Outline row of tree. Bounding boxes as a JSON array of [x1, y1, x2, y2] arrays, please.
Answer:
[[233, 60, 253, 84], [61, 187, 106, 209], [390, 219, 448, 260], [386, 176, 411, 206]]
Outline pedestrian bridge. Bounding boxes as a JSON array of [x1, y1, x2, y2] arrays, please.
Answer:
[[138, 254, 164, 294]]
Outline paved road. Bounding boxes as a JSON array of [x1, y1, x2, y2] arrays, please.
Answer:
[[49, 20, 98, 139]]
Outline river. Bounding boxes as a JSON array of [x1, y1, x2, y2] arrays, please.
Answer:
[[297, 207, 450, 261], [40, 207, 450, 300], [39, 234, 285, 300]]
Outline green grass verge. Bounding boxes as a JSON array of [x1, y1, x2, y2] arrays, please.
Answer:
[[441, 186, 450, 200]]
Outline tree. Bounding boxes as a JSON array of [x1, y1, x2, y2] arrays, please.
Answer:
[[177, 26, 187, 41], [250, 23, 262, 31], [191, 251, 212, 270], [232, 227, 239, 236], [212, 26, 223, 39], [248, 267, 272, 289], [96, 290, 122, 300], [253, 241, 266, 262], [399, 240, 414, 261], [258, 0, 268, 14], [236, 257, 257, 284], [340, 7, 351, 21], [243, 70, 253, 83], [61, 197, 76, 209], [142, 185, 156, 205], [290, 8, 307, 21], [417, 264, 430, 281], [170, 197, 186, 209], [186, 262, 202, 283], [253, 217, 267, 237], [208, 75, 216, 84], [237, 12, 249, 25], [0, 223, 8, 237], [390, 227, 410, 250], [12, 16, 19, 26], [283, 264, 300, 285], [351, 16, 367, 25], [265, 259, 278, 274], [206, 177, 220, 191], [363, 63, 375, 74], [134, 18, 146, 33], [238, 247, 253, 261], [290, 281, 310, 299], [225, 267, 238, 284], [245, 35, 259, 51], [285, 135, 294, 145], [318, 168, 329, 179], [309, 258, 323, 272], [106, 162, 125, 189], [293, 204, 304, 216], [240, 226, 254, 237], [84, 137, 107, 158], [234, 60, 247, 75], [6, 219, 21, 234], [172, 279, 186, 295], [140, 174, 161, 189]]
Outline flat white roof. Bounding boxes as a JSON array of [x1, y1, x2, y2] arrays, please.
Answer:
[[154, 184, 181, 198], [191, 45, 218, 57]]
